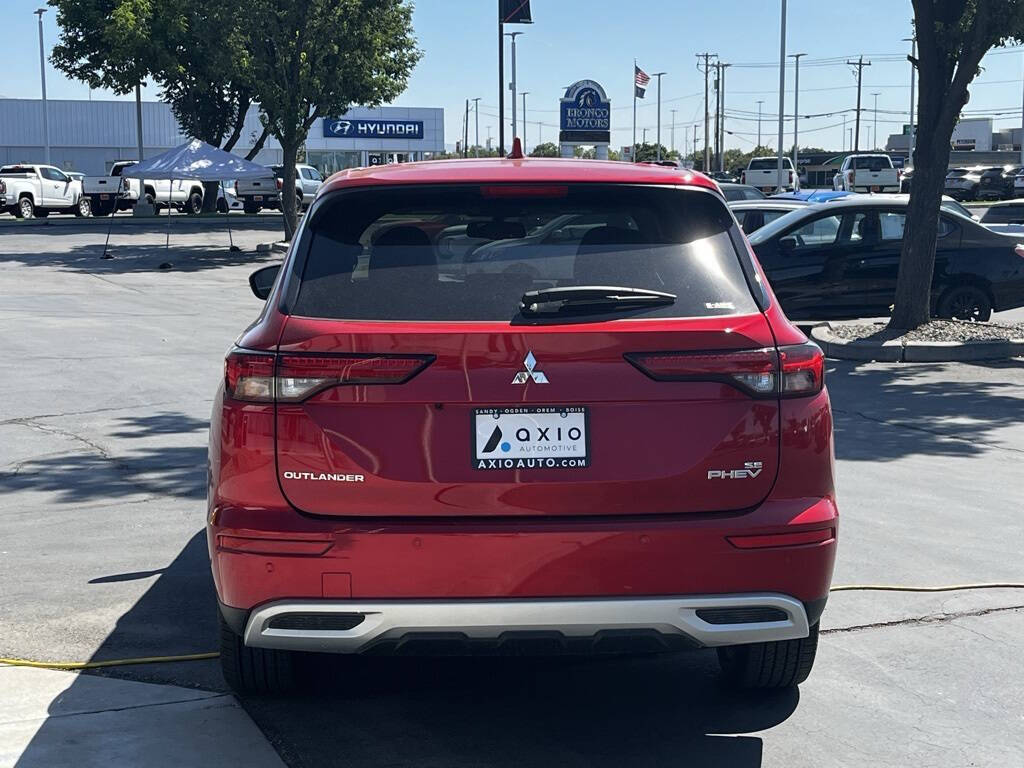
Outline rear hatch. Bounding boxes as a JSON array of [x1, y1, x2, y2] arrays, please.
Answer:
[[272, 182, 781, 518], [237, 166, 281, 196]]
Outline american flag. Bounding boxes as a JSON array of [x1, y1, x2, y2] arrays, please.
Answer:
[[635, 65, 650, 98]]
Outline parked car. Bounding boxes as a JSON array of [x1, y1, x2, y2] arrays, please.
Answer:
[[741, 156, 799, 193], [709, 170, 737, 183], [211, 156, 837, 695], [980, 200, 1024, 225], [944, 166, 985, 201], [899, 166, 913, 193], [976, 166, 1022, 201], [82, 160, 205, 216], [1013, 170, 1024, 198], [835, 154, 900, 193], [217, 181, 243, 213], [236, 163, 324, 213], [773, 189, 851, 203], [717, 182, 766, 202], [729, 199, 808, 234], [746, 196, 1024, 321], [0, 164, 91, 218]]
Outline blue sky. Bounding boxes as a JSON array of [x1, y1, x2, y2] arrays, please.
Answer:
[[5, 0, 1024, 153]]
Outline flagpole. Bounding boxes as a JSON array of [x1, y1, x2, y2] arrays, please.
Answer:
[[632, 60, 637, 163]]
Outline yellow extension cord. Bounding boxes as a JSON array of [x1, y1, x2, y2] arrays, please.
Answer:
[[2, 583, 1023, 671]]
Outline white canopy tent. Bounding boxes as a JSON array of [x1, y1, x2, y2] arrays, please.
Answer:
[[103, 140, 272, 256]]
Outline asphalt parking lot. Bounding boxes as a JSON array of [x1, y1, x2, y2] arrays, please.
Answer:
[[1, 220, 1022, 767]]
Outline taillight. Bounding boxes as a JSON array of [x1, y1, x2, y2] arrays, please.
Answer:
[[740, 172, 746, 184], [276, 178, 283, 190], [850, 170, 856, 185], [224, 350, 433, 402], [1015, 244, 1024, 259], [625, 343, 824, 398], [778, 342, 824, 397], [625, 348, 778, 397], [788, 170, 794, 183], [224, 351, 276, 402], [0, 180, 6, 194]]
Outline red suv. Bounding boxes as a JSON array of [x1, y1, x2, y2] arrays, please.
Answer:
[[209, 149, 837, 694]]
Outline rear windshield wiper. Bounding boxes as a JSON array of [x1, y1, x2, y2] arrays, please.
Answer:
[[519, 286, 676, 315]]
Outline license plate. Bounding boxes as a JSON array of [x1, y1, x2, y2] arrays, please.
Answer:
[[871, 185, 880, 192], [100, 194, 110, 200], [473, 407, 588, 470], [253, 195, 263, 201]]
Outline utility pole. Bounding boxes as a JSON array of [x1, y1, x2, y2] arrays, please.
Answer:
[[654, 72, 666, 161], [908, 36, 917, 164], [719, 63, 730, 171], [789, 52, 806, 172], [842, 114, 847, 151], [135, 84, 144, 161], [671, 108, 677, 153], [775, 0, 787, 193], [34, 8, 50, 166], [506, 32, 523, 144], [472, 97, 481, 157], [696, 53, 714, 172], [521, 91, 529, 153], [871, 92, 881, 149], [498, 4, 504, 155], [756, 100, 764, 148], [846, 55, 871, 152], [714, 60, 721, 169]]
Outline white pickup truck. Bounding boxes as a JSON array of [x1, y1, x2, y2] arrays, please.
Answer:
[[740, 157, 799, 193], [836, 154, 900, 193], [1, 164, 91, 218], [82, 161, 205, 216], [236, 164, 324, 213]]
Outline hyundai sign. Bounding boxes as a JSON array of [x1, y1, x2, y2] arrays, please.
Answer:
[[323, 118, 424, 140], [559, 80, 611, 144]]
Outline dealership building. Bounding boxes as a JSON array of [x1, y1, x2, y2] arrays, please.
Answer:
[[0, 99, 444, 175]]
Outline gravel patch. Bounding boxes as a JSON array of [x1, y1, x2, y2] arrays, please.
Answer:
[[829, 319, 1024, 343]]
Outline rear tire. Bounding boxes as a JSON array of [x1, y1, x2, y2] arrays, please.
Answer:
[[185, 190, 203, 215], [937, 285, 992, 322], [15, 196, 34, 219], [243, 201, 260, 214], [218, 611, 297, 695], [717, 623, 819, 689], [35, 209, 49, 218]]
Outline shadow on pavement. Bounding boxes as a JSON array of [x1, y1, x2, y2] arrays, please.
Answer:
[[0, 412, 208, 502], [827, 359, 1024, 461], [0, 242, 280, 274]]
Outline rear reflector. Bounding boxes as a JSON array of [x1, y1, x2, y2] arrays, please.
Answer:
[[727, 528, 835, 549], [217, 535, 332, 556], [225, 350, 433, 403], [625, 342, 823, 398]]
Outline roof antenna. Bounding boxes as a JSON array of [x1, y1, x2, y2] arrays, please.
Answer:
[[507, 137, 524, 159]]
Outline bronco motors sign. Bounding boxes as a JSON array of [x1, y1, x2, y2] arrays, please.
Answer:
[[323, 118, 424, 140], [559, 80, 611, 144]]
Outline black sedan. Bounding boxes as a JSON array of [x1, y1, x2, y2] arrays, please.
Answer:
[[746, 197, 1024, 321]]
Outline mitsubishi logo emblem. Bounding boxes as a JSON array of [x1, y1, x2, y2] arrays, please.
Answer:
[[511, 351, 548, 384]]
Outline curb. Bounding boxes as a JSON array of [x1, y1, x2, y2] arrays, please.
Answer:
[[810, 323, 1024, 362]]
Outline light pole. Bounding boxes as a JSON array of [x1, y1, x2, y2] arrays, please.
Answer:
[[653, 72, 666, 161], [471, 97, 481, 157], [34, 8, 49, 166], [671, 108, 677, 154], [521, 91, 529, 152], [756, 100, 764, 148], [871, 92, 881, 149], [505, 32, 523, 143], [789, 52, 805, 172], [775, 0, 787, 192], [904, 35, 916, 165]]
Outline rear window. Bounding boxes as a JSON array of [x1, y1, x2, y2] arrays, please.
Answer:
[[293, 185, 759, 322], [271, 166, 284, 177], [748, 158, 792, 171], [852, 156, 893, 171]]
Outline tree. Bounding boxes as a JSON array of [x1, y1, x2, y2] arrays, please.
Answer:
[[530, 142, 560, 158], [891, 0, 1024, 329], [633, 143, 677, 163], [246, 0, 420, 239]]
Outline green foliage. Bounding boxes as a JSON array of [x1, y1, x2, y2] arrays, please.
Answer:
[[632, 143, 677, 163], [245, 0, 421, 236], [530, 142, 560, 158]]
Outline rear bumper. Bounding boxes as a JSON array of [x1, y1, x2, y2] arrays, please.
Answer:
[[209, 496, 837, 626], [241, 593, 811, 654]]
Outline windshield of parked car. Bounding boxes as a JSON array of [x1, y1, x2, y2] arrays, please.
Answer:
[[294, 185, 759, 321], [852, 156, 893, 171], [748, 158, 792, 170]]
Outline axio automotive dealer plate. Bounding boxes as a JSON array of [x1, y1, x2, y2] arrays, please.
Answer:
[[473, 407, 588, 470]]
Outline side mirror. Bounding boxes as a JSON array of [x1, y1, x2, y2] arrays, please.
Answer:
[[249, 264, 281, 300], [779, 236, 797, 254]]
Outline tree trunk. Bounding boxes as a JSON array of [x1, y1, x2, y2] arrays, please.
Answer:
[[245, 128, 271, 162], [281, 141, 299, 242], [201, 180, 220, 213]]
